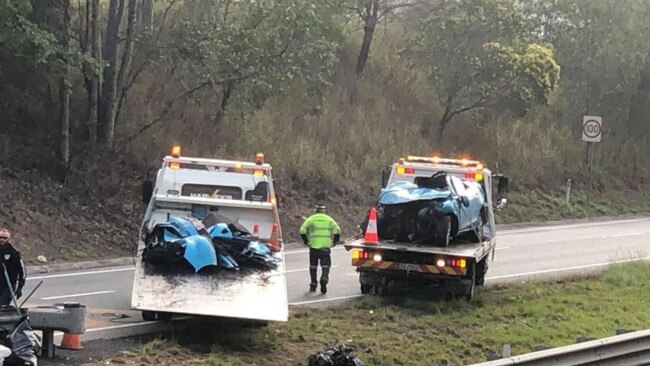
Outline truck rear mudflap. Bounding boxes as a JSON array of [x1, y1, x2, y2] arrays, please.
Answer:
[[131, 256, 288, 322]]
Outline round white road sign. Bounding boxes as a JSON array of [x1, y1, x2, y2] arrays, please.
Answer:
[[582, 116, 602, 142]]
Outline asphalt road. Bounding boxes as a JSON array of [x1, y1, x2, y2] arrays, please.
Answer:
[[21, 217, 650, 317]]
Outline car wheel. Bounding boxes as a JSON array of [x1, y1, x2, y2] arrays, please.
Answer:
[[435, 215, 451, 247]]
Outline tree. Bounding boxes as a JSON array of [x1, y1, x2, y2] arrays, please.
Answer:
[[80, 0, 101, 146], [407, 0, 560, 138], [0, 0, 57, 136], [348, 0, 418, 75], [522, 0, 650, 139], [59, 0, 72, 167], [167, 0, 343, 125]]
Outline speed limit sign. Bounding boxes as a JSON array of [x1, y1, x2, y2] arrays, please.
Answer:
[[582, 116, 602, 142]]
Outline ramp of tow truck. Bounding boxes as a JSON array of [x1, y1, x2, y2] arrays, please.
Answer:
[[131, 253, 288, 322]]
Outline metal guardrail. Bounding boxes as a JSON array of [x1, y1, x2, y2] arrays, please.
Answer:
[[470, 329, 650, 366]]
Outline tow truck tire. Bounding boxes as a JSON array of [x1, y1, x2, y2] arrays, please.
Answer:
[[157, 312, 173, 321], [475, 258, 488, 286], [142, 311, 156, 321], [464, 278, 475, 301], [464, 264, 476, 301]]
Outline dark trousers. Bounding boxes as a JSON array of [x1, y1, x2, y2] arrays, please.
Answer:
[[309, 248, 332, 284], [0, 287, 12, 306]]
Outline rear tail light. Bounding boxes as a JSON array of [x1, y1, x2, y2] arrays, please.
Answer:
[[435, 256, 467, 268], [353, 250, 381, 261]]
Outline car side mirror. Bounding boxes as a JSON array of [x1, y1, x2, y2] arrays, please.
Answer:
[[460, 196, 470, 208], [494, 176, 509, 210], [142, 180, 154, 205], [497, 176, 509, 199]]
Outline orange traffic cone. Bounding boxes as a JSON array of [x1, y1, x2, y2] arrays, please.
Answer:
[[267, 223, 281, 252], [59, 332, 83, 350], [252, 223, 260, 238], [364, 207, 379, 244]]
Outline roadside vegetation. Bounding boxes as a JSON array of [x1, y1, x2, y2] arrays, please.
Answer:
[[86, 262, 650, 366], [1, 0, 649, 262]]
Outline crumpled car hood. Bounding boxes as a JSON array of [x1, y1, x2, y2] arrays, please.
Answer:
[[378, 181, 451, 205]]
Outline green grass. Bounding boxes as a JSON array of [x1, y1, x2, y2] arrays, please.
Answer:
[[496, 187, 650, 224], [97, 262, 650, 366]]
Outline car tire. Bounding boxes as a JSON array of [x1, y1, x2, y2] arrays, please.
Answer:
[[434, 215, 451, 247]]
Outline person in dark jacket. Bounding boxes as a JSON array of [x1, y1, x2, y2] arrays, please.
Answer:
[[0, 229, 26, 306]]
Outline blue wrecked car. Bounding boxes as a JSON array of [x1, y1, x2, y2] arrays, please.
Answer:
[[142, 212, 280, 273], [376, 171, 486, 246]]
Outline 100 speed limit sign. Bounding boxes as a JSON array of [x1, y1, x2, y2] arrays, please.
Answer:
[[582, 116, 602, 142]]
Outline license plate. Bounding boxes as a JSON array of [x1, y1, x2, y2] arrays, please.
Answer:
[[398, 263, 420, 272]]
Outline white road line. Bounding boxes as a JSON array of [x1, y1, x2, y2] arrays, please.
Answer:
[[608, 232, 646, 238], [486, 256, 650, 281], [28, 267, 135, 281], [500, 218, 649, 235], [496, 247, 510, 250], [286, 265, 340, 273], [290, 294, 363, 305], [41, 290, 116, 300]]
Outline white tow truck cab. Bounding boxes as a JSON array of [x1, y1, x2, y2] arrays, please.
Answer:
[[132, 146, 288, 322], [345, 155, 509, 299]]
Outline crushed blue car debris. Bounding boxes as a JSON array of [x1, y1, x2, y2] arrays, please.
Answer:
[[370, 171, 486, 246], [142, 213, 281, 273]]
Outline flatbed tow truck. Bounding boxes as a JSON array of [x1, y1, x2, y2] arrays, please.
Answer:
[[132, 147, 288, 322], [345, 155, 508, 299]]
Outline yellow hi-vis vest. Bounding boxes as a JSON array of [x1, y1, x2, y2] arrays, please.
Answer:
[[299, 213, 341, 249]]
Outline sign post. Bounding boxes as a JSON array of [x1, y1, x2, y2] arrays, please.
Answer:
[[582, 116, 602, 201]]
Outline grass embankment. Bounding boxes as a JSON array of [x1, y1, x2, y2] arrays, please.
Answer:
[[92, 262, 650, 366], [496, 187, 650, 224]]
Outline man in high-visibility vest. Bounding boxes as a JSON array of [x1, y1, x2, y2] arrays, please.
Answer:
[[300, 204, 341, 294]]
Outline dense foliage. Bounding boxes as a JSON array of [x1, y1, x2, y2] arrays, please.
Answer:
[[1, 0, 649, 190]]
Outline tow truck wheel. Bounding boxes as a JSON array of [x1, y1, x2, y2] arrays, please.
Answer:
[[371, 284, 389, 296], [142, 310, 156, 321], [464, 266, 476, 301], [360, 284, 372, 294], [464, 279, 475, 301], [475, 258, 488, 286], [157, 312, 173, 321]]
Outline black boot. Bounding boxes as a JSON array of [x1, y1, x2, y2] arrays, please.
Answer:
[[320, 276, 328, 294], [309, 266, 318, 292]]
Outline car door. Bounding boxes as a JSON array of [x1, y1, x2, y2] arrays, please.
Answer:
[[463, 180, 485, 227]]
